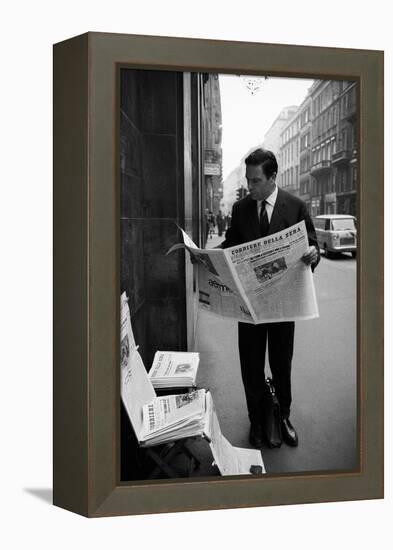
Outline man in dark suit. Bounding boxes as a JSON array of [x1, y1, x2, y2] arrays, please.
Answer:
[[221, 148, 320, 448]]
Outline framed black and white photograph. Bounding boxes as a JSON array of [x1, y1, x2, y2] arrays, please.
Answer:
[[53, 32, 383, 517]]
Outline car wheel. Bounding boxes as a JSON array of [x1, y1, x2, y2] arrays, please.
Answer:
[[324, 244, 330, 259], [351, 251, 357, 259]]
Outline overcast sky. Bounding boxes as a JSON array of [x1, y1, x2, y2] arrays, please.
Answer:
[[219, 75, 314, 180]]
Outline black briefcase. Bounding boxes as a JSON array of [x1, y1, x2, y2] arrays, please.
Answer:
[[260, 377, 282, 448]]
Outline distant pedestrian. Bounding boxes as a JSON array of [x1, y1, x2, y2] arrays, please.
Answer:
[[207, 210, 215, 238], [216, 210, 225, 237], [204, 208, 210, 243]]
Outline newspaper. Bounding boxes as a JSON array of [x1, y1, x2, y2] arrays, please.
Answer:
[[167, 221, 319, 323], [120, 294, 156, 440], [120, 293, 266, 473], [140, 389, 206, 446], [148, 351, 200, 388], [205, 392, 265, 475]]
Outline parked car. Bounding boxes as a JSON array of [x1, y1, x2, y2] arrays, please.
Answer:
[[313, 214, 357, 258]]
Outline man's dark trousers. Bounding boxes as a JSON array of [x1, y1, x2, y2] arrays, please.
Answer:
[[238, 321, 294, 424]]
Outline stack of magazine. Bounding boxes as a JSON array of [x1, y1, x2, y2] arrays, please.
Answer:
[[148, 351, 200, 389]]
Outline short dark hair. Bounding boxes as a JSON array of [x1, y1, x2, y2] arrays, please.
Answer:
[[245, 148, 278, 179]]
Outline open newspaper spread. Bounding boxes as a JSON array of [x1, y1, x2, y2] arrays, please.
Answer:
[[167, 221, 319, 323], [148, 351, 200, 389]]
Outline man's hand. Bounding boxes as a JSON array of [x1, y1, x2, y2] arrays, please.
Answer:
[[301, 245, 318, 266]]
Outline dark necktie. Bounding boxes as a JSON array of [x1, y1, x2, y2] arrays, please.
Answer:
[[259, 200, 270, 237]]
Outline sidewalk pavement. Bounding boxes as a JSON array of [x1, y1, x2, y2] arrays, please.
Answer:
[[192, 253, 357, 475], [205, 231, 225, 249]]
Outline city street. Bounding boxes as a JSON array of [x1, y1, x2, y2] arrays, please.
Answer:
[[194, 232, 357, 474]]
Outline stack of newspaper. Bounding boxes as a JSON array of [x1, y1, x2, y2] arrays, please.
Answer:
[[148, 351, 200, 389], [120, 292, 265, 473], [121, 294, 207, 447], [141, 389, 207, 445]]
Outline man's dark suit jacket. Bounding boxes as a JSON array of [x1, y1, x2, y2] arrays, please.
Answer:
[[221, 187, 320, 270]]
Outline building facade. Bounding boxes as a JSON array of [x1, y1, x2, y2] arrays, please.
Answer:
[[202, 74, 223, 216], [262, 105, 298, 167], [276, 79, 357, 217], [298, 96, 313, 210], [308, 80, 340, 215], [308, 79, 357, 216], [332, 81, 357, 216], [279, 109, 301, 197]]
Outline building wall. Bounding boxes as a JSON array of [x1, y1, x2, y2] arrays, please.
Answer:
[[309, 80, 340, 215], [299, 97, 312, 209], [120, 69, 188, 369], [333, 82, 357, 216], [203, 74, 223, 219], [120, 69, 190, 480], [276, 80, 357, 217], [280, 110, 301, 196], [263, 107, 298, 152], [263, 106, 298, 182]]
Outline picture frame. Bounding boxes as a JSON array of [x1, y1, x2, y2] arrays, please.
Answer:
[[53, 32, 383, 517]]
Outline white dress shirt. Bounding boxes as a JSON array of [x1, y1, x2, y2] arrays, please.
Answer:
[[257, 185, 278, 223]]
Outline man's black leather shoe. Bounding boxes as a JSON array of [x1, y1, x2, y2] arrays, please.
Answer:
[[249, 424, 263, 449], [281, 418, 299, 447]]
